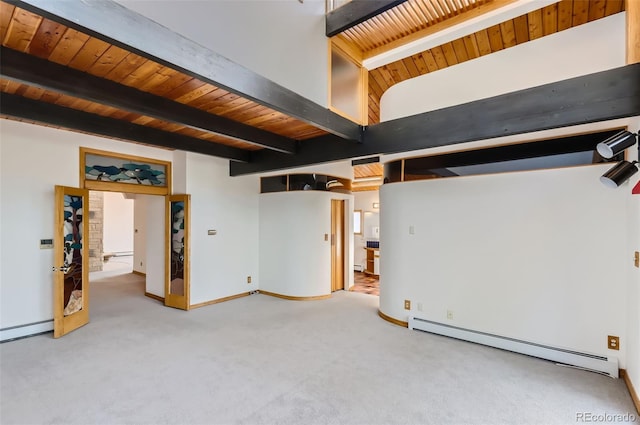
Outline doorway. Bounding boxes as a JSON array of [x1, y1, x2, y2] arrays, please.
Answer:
[[53, 148, 191, 337], [352, 190, 380, 296], [87, 191, 168, 297], [84, 191, 190, 312], [88, 191, 135, 279], [86, 191, 146, 320]]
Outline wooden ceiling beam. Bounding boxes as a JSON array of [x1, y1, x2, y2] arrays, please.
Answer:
[[0, 47, 298, 154], [0, 93, 251, 162], [230, 64, 640, 175], [8, 0, 362, 142], [326, 0, 409, 37]]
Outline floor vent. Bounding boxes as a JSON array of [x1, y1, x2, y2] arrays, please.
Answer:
[[408, 316, 618, 378]]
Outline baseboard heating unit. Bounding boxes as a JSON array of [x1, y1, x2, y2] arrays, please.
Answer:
[[1, 320, 53, 342], [408, 316, 618, 378]]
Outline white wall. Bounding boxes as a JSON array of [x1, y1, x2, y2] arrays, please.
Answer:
[[184, 152, 260, 305], [628, 190, 640, 387], [380, 164, 630, 366], [102, 192, 134, 254], [376, 12, 639, 384], [260, 191, 353, 297], [131, 194, 165, 292], [363, 210, 380, 240], [142, 195, 165, 297], [625, 120, 640, 395], [0, 118, 354, 330], [259, 162, 355, 296], [115, 0, 329, 107], [0, 120, 173, 330], [381, 13, 626, 122]]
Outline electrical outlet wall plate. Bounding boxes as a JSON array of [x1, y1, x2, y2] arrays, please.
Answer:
[[608, 335, 620, 350]]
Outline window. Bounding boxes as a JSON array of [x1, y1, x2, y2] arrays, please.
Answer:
[[354, 209, 362, 235]]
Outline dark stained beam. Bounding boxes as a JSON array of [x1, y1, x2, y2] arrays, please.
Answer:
[[0, 47, 297, 154], [230, 64, 640, 175], [366, 63, 640, 155], [0, 93, 250, 162], [9, 0, 362, 142], [401, 130, 622, 172], [232, 133, 381, 176], [352, 156, 380, 165], [326, 0, 408, 37]]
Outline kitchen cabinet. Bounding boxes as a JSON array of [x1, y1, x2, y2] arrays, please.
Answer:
[[364, 248, 379, 277]]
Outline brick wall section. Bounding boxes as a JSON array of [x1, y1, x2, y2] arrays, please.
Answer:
[[88, 191, 104, 272]]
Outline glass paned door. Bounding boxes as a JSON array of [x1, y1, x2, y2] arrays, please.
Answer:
[[165, 194, 190, 310], [53, 186, 90, 337]]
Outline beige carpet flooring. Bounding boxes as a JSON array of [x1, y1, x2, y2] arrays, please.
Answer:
[[0, 272, 636, 425]]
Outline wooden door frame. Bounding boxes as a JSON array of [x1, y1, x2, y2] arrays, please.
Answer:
[[331, 199, 345, 292], [78, 147, 191, 311]]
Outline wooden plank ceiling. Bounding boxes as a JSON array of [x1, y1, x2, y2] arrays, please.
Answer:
[[354, 162, 384, 179], [0, 1, 327, 153], [337, 0, 493, 54], [345, 0, 625, 124], [0, 0, 628, 182]]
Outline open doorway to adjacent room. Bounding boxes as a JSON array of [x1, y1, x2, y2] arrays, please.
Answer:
[[86, 191, 146, 309], [87, 191, 164, 304], [351, 161, 382, 296], [88, 191, 135, 279]]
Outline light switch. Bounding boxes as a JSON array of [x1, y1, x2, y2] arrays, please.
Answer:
[[207, 229, 217, 236], [409, 225, 415, 235]]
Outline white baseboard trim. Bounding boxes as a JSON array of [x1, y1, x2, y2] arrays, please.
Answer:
[[1, 320, 53, 342]]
